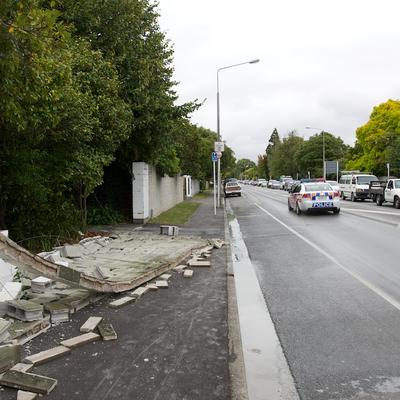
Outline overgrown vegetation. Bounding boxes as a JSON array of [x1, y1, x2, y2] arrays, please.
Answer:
[[149, 201, 201, 225], [0, 0, 234, 248]]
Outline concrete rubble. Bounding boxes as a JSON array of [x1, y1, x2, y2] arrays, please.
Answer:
[[0, 230, 225, 397]]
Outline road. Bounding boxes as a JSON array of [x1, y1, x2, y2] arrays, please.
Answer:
[[229, 185, 400, 400]]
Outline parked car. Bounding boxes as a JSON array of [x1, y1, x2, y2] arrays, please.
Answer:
[[257, 178, 268, 187], [224, 181, 241, 197], [339, 172, 378, 201], [369, 178, 400, 207], [288, 182, 340, 215], [269, 180, 281, 189]]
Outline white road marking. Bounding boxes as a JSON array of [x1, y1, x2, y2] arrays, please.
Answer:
[[253, 202, 400, 313], [341, 207, 400, 216]]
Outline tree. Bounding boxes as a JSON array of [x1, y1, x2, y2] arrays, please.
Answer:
[[346, 99, 400, 176], [235, 159, 256, 178], [295, 132, 348, 178], [257, 155, 268, 178]]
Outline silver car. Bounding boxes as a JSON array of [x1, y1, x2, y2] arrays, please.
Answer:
[[288, 182, 340, 215]]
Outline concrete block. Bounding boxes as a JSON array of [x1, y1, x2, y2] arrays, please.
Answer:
[[155, 280, 168, 289], [173, 265, 186, 272], [183, 270, 194, 278], [145, 283, 158, 291], [160, 225, 179, 236], [128, 286, 149, 299], [7, 300, 43, 322], [31, 277, 52, 294], [17, 390, 38, 400], [0, 344, 21, 373], [0, 370, 57, 394], [23, 346, 70, 366], [212, 239, 225, 249], [44, 302, 69, 324], [0, 282, 22, 317], [80, 317, 103, 333], [109, 296, 136, 308], [7, 319, 51, 344], [187, 260, 211, 267], [11, 363, 34, 373], [60, 245, 82, 259], [60, 332, 100, 349], [98, 321, 117, 341], [159, 274, 171, 281]]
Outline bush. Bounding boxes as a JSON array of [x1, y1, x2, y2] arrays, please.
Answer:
[[87, 205, 124, 225]]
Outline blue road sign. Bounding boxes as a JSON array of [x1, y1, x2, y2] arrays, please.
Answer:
[[211, 152, 218, 162]]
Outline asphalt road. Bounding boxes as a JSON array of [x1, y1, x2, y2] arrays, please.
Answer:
[[229, 185, 400, 400]]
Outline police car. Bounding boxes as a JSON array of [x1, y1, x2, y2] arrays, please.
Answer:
[[288, 182, 340, 215]]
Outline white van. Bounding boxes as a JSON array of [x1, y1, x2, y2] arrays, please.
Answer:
[[339, 171, 378, 201]]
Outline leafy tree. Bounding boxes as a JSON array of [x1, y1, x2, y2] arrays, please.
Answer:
[[257, 154, 268, 178], [346, 99, 400, 176], [295, 132, 348, 178], [235, 158, 256, 178]]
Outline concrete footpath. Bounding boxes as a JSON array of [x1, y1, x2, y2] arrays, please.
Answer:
[[2, 195, 245, 400]]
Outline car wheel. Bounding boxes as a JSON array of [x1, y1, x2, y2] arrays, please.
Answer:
[[295, 203, 301, 215], [288, 200, 293, 211], [351, 192, 356, 202], [341, 192, 346, 200], [394, 197, 400, 209], [333, 208, 340, 214], [376, 195, 383, 206], [238, 193, 241, 197]]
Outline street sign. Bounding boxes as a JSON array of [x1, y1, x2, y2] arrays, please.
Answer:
[[214, 141, 225, 152], [211, 152, 218, 162], [217, 152, 222, 159], [325, 160, 338, 174]]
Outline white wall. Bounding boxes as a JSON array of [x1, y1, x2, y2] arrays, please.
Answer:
[[191, 179, 200, 196]]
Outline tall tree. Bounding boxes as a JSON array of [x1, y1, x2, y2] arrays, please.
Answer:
[[346, 99, 400, 176]]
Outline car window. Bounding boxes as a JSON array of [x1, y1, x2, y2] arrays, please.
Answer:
[[304, 184, 332, 191], [357, 175, 378, 184], [395, 180, 400, 189]]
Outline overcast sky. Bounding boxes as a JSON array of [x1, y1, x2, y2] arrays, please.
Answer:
[[158, 0, 400, 162]]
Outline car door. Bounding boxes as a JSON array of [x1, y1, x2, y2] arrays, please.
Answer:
[[385, 180, 394, 202]]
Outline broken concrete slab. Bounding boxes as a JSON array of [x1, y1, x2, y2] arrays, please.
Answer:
[[98, 321, 117, 341], [0, 318, 11, 343], [212, 239, 225, 249], [160, 225, 179, 236], [187, 260, 211, 267], [155, 280, 168, 289], [0, 344, 21, 373], [0, 370, 57, 394], [7, 300, 43, 322], [11, 363, 34, 373], [80, 316, 103, 333], [60, 332, 100, 349], [0, 282, 22, 317], [60, 244, 82, 259], [183, 270, 194, 278], [59, 290, 92, 313], [24, 345, 70, 366], [17, 390, 38, 400], [0, 231, 209, 293], [159, 273, 171, 281], [44, 302, 70, 324], [7, 318, 50, 345], [109, 296, 136, 309], [128, 286, 149, 299], [145, 283, 158, 291]]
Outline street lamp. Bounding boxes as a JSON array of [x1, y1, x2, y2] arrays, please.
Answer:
[[216, 59, 260, 207], [305, 126, 326, 180]]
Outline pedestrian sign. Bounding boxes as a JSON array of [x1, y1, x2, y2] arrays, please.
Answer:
[[211, 152, 218, 162]]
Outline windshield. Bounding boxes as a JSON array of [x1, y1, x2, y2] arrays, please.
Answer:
[[357, 175, 377, 185], [327, 181, 338, 186], [304, 184, 332, 191]]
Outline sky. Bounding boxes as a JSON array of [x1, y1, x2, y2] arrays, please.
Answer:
[[158, 0, 400, 162]]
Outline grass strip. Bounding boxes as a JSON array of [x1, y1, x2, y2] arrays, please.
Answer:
[[149, 201, 201, 225]]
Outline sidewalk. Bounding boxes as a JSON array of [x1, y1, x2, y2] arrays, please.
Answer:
[[2, 195, 235, 400]]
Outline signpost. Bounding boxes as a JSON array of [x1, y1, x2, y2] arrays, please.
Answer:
[[214, 142, 224, 207], [211, 152, 218, 215]]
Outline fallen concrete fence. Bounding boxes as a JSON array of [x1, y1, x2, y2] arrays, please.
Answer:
[[0, 232, 210, 293]]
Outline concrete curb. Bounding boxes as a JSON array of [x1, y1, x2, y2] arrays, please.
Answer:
[[224, 200, 249, 400]]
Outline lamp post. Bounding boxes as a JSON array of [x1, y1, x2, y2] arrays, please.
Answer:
[[216, 59, 259, 207], [305, 126, 326, 180]]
